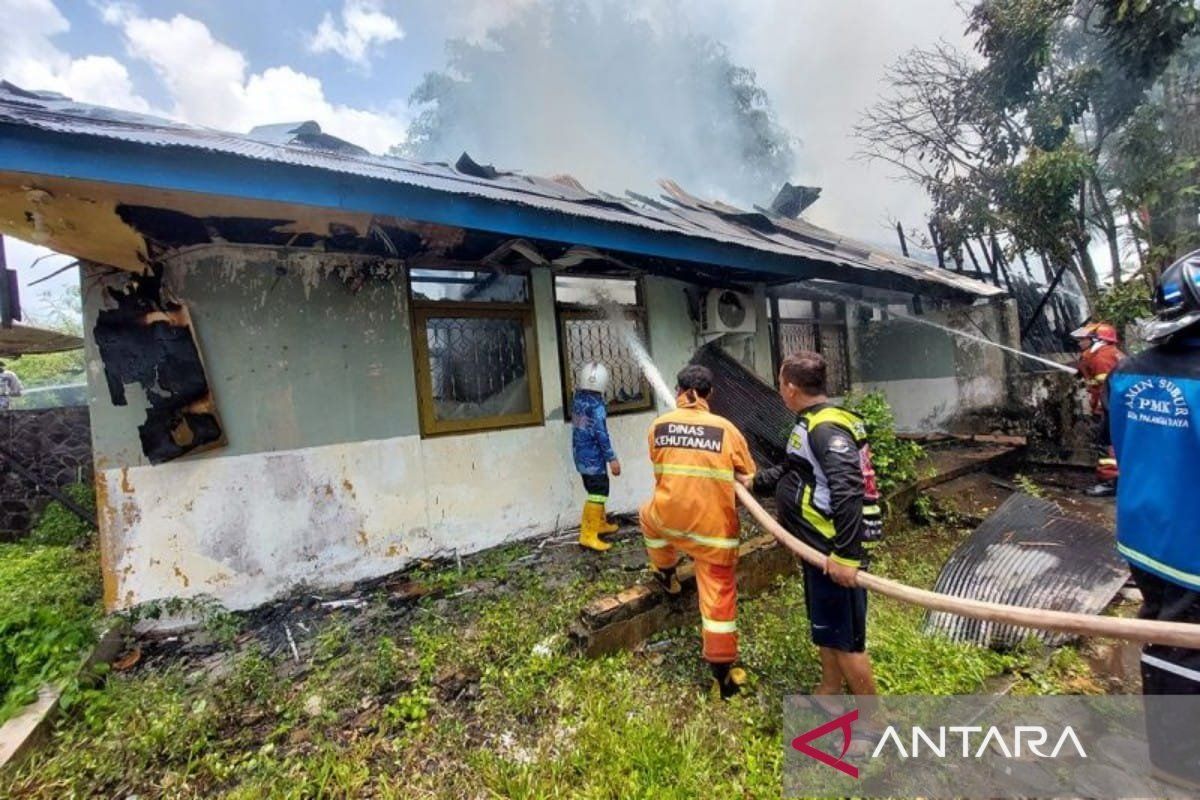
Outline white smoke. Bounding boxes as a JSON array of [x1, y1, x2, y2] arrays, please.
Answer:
[[413, 0, 970, 244], [404, 0, 796, 208]]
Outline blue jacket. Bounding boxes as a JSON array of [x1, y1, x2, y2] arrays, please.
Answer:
[[572, 390, 616, 475], [1109, 337, 1200, 590]]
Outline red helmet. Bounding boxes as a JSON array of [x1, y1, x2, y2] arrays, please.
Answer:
[[1092, 323, 1118, 344]]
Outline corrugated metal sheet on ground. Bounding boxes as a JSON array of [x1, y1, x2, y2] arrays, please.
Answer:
[[0, 82, 1002, 299], [925, 493, 1129, 648], [691, 344, 793, 469]]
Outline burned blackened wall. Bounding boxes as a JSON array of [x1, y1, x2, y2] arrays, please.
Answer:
[[93, 273, 225, 464], [0, 407, 92, 538], [83, 249, 418, 466]]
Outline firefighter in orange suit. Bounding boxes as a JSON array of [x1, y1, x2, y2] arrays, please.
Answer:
[[1072, 321, 1124, 496], [640, 364, 756, 698]]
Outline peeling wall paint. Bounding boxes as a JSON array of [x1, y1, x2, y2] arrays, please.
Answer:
[[96, 412, 657, 611], [82, 250, 742, 611]]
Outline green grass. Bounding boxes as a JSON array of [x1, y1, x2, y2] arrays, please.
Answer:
[[0, 541, 102, 723], [2, 520, 1101, 798], [27, 483, 97, 547]]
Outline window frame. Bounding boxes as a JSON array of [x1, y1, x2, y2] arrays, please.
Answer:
[[553, 276, 654, 420], [768, 295, 851, 396], [409, 270, 544, 437]]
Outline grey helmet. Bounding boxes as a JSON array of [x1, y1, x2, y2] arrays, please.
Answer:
[[1142, 249, 1200, 343], [576, 362, 610, 394]]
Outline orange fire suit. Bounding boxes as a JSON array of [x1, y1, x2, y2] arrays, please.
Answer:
[[1078, 341, 1124, 482], [640, 394, 756, 664]]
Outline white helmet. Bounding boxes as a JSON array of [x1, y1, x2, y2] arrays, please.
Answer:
[[577, 362, 610, 394]]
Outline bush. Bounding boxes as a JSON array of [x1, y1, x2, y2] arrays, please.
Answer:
[[1094, 280, 1153, 339], [0, 543, 101, 722], [843, 391, 925, 496], [28, 483, 97, 546]]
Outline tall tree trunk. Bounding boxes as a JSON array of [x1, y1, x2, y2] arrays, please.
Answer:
[[1070, 230, 1100, 298], [1089, 173, 1123, 286]]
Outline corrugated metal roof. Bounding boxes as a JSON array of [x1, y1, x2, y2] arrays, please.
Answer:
[[0, 82, 1002, 298], [925, 493, 1129, 648]]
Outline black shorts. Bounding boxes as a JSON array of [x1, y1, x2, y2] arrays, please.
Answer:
[[802, 560, 867, 653], [580, 472, 610, 501]]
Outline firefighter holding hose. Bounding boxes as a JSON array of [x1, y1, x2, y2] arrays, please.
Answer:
[[573, 362, 622, 552], [641, 364, 756, 698], [1072, 320, 1124, 496], [741, 351, 880, 700], [1110, 250, 1200, 787]]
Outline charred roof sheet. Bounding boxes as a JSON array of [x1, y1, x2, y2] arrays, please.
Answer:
[[925, 492, 1129, 648], [0, 82, 1001, 299]]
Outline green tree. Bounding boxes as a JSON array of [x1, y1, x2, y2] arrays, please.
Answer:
[[858, 0, 1199, 299], [12, 284, 85, 390]]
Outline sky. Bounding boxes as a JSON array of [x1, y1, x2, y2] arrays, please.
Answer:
[[0, 0, 972, 320]]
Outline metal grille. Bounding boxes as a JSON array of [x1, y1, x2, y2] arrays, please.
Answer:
[[774, 319, 850, 395], [560, 312, 652, 412], [777, 321, 818, 358], [820, 326, 850, 395], [425, 316, 531, 419]]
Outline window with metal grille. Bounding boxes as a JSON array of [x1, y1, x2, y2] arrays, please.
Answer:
[[409, 269, 543, 435], [769, 297, 851, 395], [554, 276, 652, 417]]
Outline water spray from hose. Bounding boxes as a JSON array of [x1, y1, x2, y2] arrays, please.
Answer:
[[798, 283, 1078, 375], [592, 290, 677, 409]]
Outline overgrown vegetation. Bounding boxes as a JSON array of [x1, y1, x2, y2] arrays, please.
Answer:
[[2, 514, 1099, 798], [27, 483, 96, 546], [844, 390, 926, 496], [0, 541, 101, 723]]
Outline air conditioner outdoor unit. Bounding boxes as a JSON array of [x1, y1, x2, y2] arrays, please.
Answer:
[[702, 289, 757, 334]]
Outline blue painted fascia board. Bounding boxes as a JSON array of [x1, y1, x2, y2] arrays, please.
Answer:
[[0, 124, 947, 295]]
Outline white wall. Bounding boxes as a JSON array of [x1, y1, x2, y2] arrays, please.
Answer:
[[97, 411, 657, 611]]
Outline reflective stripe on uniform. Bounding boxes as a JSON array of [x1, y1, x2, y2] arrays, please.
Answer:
[[1097, 458, 1117, 466], [701, 616, 737, 634], [801, 484, 836, 539], [1117, 543, 1200, 590], [1142, 653, 1200, 684], [653, 463, 735, 481], [587, 494, 608, 503], [806, 406, 865, 437], [662, 527, 740, 549], [863, 504, 881, 515], [645, 508, 739, 550], [643, 536, 671, 549]]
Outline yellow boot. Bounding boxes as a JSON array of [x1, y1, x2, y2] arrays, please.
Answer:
[[578, 502, 611, 552], [597, 504, 620, 536]]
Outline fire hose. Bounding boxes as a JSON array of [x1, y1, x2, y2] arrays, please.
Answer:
[[733, 483, 1200, 649]]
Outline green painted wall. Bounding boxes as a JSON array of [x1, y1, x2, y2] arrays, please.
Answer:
[[855, 318, 957, 382], [531, 267, 566, 421], [82, 256, 740, 469], [84, 252, 420, 467], [642, 276, 696, 391]]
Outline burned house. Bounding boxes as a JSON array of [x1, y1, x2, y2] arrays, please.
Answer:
[[0, 84, 1011, 611]]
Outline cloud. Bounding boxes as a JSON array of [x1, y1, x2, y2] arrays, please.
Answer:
[[112, 10, 407, 153], [0, 0, 148, 110], [308, 0, 404, 67]]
